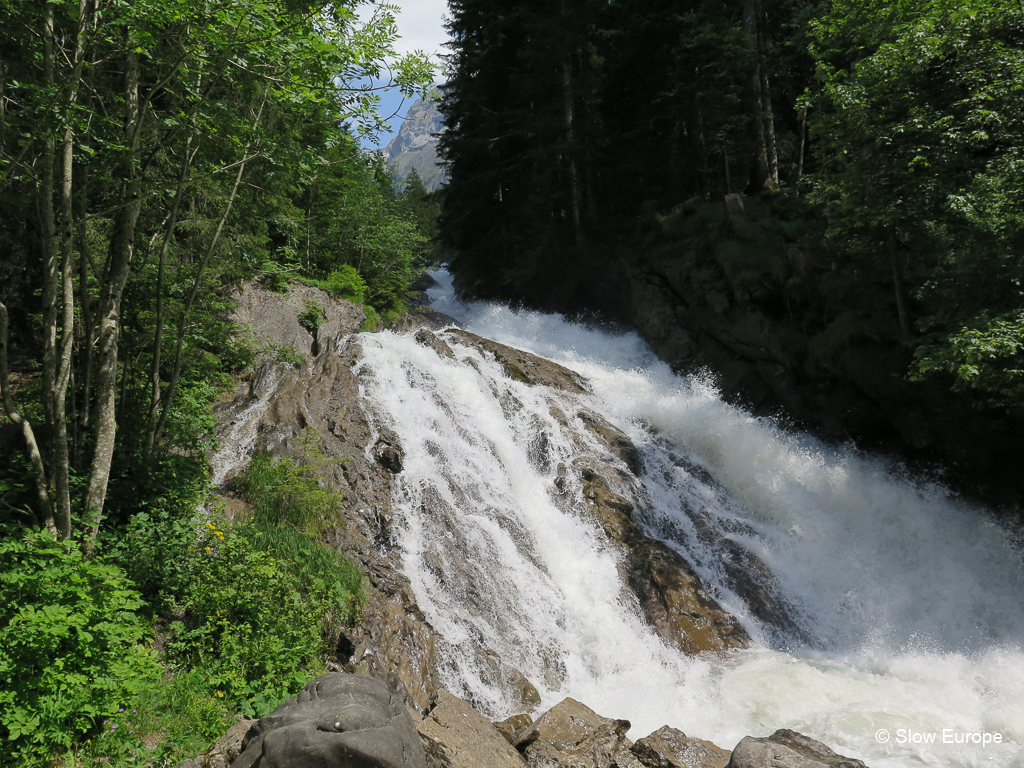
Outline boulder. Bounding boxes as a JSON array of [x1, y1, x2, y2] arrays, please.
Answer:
[[231, 673, 425, 768], [494, 714, 535, 745], [726, 729, 867, 768], [630, 726, 730, 768], [230, 282, 364, 358], [416, 690, 527, 768], [200, 719, 256, 768], [515, 697, 630, 768]]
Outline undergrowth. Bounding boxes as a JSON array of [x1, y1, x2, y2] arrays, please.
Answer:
[[0, 431, 363, 767]]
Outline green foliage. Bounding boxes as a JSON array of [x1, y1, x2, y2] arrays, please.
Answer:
[[233, 446, 341, 536], [361, 305, 382, 332], [298, 300, 326, 335], [911, 314, 1024, 408], [323, 266, 368, 305], [807, 0, 1024, 408], [264, 341, 306, 367], [229, 432, 363, 648], [0, 528, 160, 766], [164, 520, 327, 718]]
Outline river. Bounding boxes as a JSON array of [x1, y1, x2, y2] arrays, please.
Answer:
[[353, 270, 1024, 767]]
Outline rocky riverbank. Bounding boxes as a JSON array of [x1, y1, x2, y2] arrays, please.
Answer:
[[197, 283, 870, 767], [179, 672, 868, 768]]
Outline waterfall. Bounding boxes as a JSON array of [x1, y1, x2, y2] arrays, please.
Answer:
[[355, 271, 1024, 768]]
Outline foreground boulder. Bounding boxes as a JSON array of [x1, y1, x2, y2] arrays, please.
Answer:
[[231, 673, 425, 768], [515, 697, 630, 767], [726, 729, 867, 768], [416, 690, 526, 767], [631, 726, 730, 768]]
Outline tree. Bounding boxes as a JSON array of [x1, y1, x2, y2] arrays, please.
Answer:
[[0, 0, 433, 540], [808, 0, 1024, 406]]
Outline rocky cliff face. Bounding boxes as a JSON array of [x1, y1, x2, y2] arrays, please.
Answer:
[[383, 98, 446, 191], [572, 229, 1022, 512], [214, 284, 749, 717]]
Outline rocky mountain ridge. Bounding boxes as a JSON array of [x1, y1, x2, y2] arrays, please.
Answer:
[[383, 98, 446, 191]]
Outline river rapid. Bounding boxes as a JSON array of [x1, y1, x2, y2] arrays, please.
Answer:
[[353, 271, 1024, 767]]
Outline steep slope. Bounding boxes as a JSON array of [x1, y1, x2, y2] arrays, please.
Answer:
[[383, 98, 446, 191]]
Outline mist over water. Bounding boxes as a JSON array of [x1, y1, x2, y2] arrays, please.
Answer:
[[355, 270, 1024, 767]]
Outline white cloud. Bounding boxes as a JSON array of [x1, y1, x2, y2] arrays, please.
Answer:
[[390, 0, 450, 59]]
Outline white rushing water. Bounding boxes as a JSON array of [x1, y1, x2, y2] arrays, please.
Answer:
[[355, 271, 1024, 768]]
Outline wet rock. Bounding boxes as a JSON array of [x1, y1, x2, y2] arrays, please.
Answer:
[[442, 329, 591, 394], [572, 456, 749, 655], [515, 697, 630, 768], [494, 714, 535, 745], [726, 729, 867, 768], [479, 650, 542, 712], [232, 673, 425, 768], [416, 690, 526, 768], [374, 427, 405, 473], [575, 409, 643, 476], [631, 726, 730, 768], [415, 328, 456, 359], [212, 337, 443, 714]]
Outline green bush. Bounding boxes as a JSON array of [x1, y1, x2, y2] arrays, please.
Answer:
[[165, 520, 327, 718], [231, 439, 363, 639], [0, 528, 160, 766], [323, 266, 368, 305], [297, 299, 326, 335]]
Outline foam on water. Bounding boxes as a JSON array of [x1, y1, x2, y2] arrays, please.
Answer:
[[351, 271, 1024, 767]]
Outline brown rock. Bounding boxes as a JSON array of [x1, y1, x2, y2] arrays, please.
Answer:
[[571, 456, 749, 655], [494, 714, 535, 745], [442, 329, 591, 394], [631, 726, 730, 768], [515, 697, 630, 768], [200, 719, 256, 768], [416, 690, 527, 768]]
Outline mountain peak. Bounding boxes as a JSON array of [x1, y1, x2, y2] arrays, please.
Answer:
[[383, 98, 446, 191]]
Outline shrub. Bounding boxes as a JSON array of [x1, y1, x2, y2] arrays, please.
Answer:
[[0, 528, 160, 766], [297, 299, 326, 335], [323, 266, 367, 305], [165, 520, 327, 718]]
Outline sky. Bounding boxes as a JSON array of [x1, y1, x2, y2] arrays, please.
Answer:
[[360, 0, 450, 148]]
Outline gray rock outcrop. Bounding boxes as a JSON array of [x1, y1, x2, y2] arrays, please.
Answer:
[[726, 729, 867, 768], [230, 673, 425, 768], [382, 98, 446, 191]]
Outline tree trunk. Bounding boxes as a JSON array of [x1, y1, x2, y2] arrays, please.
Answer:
[[797, 103, 808, 181], [85, 44, 143, 540], [145, 138, 194, 452], [741, 0, 770, 190], [0, 302, 53, 529], [889, 229, 912, 342], [155, 147, 252, 445], [559, 0, 585, 251], [50, 0, 90, 539], [757, 19, 778, 188]]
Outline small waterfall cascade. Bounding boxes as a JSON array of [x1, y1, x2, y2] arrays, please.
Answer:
[[353, 271, 1024, 768]]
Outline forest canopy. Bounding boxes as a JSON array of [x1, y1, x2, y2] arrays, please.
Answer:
[[437, 0, 1024, 414]]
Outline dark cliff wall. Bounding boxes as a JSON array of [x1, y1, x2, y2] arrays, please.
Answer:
[[565, 236, 1024, 514]]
